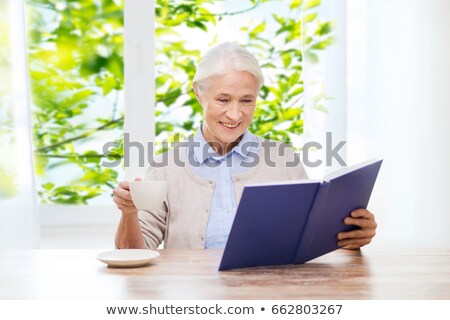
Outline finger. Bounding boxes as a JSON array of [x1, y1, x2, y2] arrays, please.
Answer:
[[112, 195, 123, 207], [351, 209, 373, 219], [125, 198, 136, 207], [113, 195, 136, 208], [121, 196, 135, 207], [337, 228, 376, 240], [344, 217, 376, 229], [123, 198, 134, 207], [337, 237, 372, 248], [113, 195, 125, 210], [342, 244, 365, 250], [119, 180, 131, 190], [113, 187, 133, 201], [134, 177, 143, 181], [339, 237, 372, 248], [114, 201, 133, 212], [342, 244, 357, 250]]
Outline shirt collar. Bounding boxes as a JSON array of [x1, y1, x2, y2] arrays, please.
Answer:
[[192, 123, 257, 164]]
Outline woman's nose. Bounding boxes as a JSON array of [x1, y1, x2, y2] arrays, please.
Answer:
[[225, 102, 241, 120]]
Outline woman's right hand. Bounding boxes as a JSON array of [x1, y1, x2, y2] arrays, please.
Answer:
[[112, 177, 142, 215]]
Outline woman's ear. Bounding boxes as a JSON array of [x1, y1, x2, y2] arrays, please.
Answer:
[[193, 83, 202, 106]]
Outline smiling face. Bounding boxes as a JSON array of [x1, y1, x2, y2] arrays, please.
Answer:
[[194, 70, 259, 155]]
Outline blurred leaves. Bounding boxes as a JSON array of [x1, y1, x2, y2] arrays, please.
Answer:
[[24, 0, 333, 204], [26, 0, 124, 204], [156, 0, 333, 147], [0, 169, 17, 200], [0, 3, 16, 200]]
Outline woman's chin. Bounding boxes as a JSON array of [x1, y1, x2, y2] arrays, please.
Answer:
[[219, 124, 247, 139], [219, 132, 244, 144]]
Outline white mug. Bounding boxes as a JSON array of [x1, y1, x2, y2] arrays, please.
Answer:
[[129, 180, 168, 212]]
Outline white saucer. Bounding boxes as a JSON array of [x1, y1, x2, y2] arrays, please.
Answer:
[[97, 249, 159, 267]]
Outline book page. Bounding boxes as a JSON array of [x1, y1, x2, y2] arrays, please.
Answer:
[[323, 159, 380, 182], [245, 179, 321, 187]]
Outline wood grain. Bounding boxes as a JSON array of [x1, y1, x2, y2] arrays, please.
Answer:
[[0, 249, 449, 299]]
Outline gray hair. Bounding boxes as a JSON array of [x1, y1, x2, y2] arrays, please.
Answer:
[[193, 42, 264, 94]]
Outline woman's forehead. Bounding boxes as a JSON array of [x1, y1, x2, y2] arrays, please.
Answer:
[[206, 71, 258, 92]]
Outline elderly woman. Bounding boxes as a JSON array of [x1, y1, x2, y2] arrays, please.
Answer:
[[113, 42, 377, 250]]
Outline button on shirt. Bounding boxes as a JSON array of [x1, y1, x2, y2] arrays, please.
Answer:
[[187, 125, 259, 249]]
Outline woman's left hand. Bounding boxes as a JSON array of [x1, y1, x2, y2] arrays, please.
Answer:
[[337, 209, 377, 249]]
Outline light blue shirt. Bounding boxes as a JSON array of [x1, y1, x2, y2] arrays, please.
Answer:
[[187, 125, 259, 248]]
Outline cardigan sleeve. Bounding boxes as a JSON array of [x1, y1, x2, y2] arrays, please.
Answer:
[[137, 165, 168, 250], [277, 141, 309, 180]]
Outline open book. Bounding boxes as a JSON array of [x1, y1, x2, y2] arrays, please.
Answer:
[[219, 159, 383, 271]]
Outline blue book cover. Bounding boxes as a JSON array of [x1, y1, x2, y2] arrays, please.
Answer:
[[219, 159, 383, 271]]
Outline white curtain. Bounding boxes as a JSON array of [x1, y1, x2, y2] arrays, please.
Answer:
[[305, 0, 450, 248], [303, 0, 348, 179], [124, 0, 155, 180], [347, 0, 450, 248], [0, 0, 39, 249]]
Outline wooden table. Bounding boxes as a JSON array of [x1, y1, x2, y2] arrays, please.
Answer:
[[1, 249, 449, 299]]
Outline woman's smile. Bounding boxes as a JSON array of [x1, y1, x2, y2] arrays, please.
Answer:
[[219, 121, 241, 130]]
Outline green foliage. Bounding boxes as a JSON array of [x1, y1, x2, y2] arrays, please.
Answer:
[[0, 169, 16, 200], [0, 2, 18, 199], [25, 0, 333, 204], [154, 0, 333, 146], [26, 0, 124, 204]]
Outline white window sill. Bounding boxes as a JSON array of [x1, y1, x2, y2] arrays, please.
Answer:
[[39, 204, 120, 249], [40, 225, 117, 249], [39, 204, 121, 228]]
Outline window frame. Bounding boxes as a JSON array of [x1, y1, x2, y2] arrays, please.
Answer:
[[39, 0, 348, 227], [40, 0, 155, 228]]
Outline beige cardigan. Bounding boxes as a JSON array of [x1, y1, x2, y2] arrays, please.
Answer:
[[139, 137, 308, 249]]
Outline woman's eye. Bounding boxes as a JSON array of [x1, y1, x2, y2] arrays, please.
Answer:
[[218, 99, 228, 103], [242, 99, 253, 104]]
